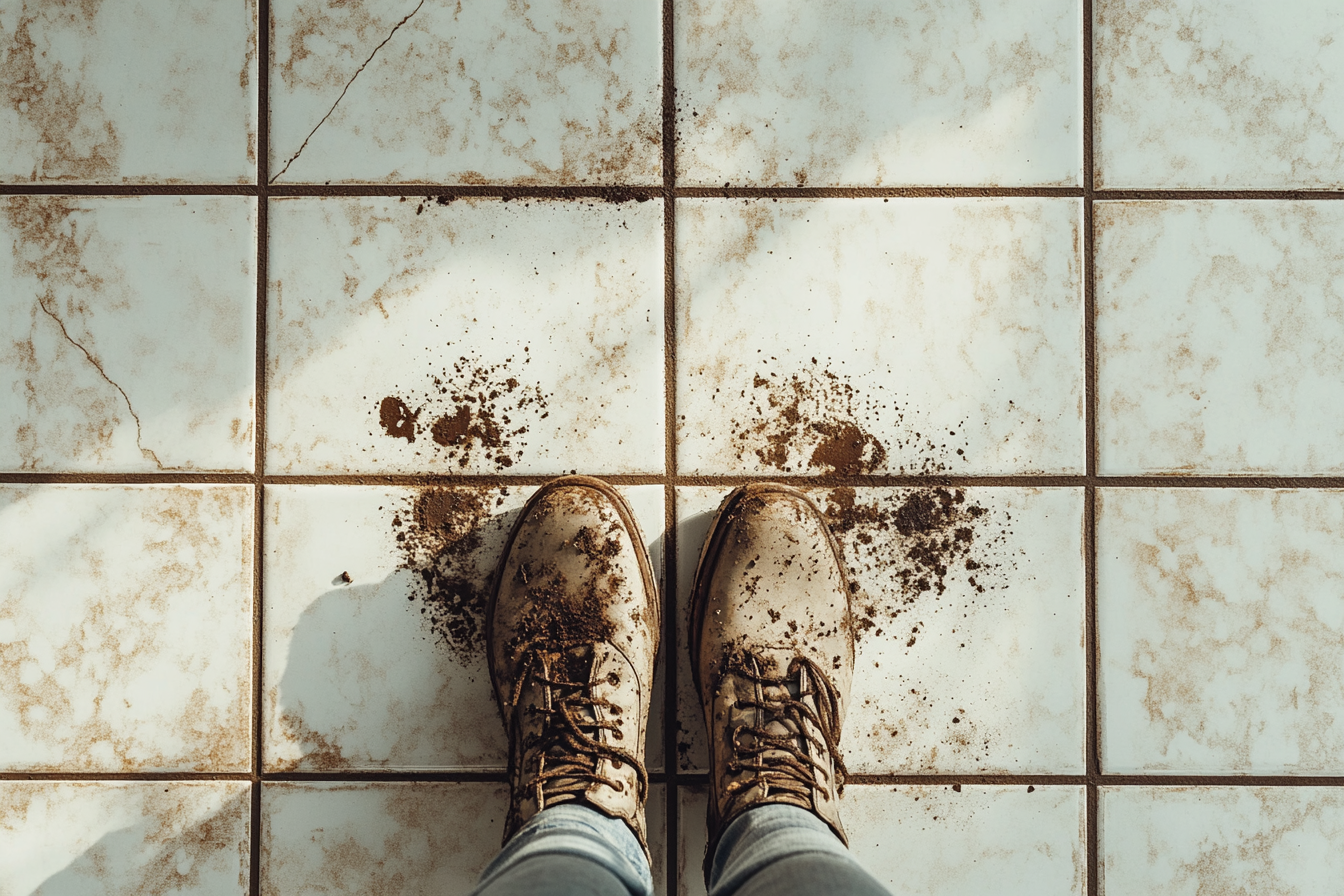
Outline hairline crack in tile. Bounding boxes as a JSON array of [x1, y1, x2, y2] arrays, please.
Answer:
[[269, 0, 430, 183], [35, 292, 165, 469]]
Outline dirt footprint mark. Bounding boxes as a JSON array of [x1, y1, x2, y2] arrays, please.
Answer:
[[395, 487, 504, 664]]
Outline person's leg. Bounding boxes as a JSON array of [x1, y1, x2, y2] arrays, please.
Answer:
[[706, 804, 889, 896], [471, 803, 653, 896]]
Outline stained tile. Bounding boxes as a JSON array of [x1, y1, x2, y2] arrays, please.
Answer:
[[0, 196, 257, 473], [1098, 488, 1344, 774], [1096, 201, 1344, 476], [269, 0, 661, 184], [1101, 787, 1344, 895], [266, 197, 664, 475], [1095, 1, 1344, 189], [0, 485, 253, 772], [0, 0, 257, 183], [0, 781, 251, 896], [674, 486, 1085, 775], [263, 483, 665, 771], [674, 0, 1081, 187], [676, 199, 1083, 477], [263, 782, 667, 895], [678, 784, 1085, 896]]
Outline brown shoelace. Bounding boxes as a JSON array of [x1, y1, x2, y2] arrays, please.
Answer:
[[723, 654, 848, 801], [511, 643, 648, 804]]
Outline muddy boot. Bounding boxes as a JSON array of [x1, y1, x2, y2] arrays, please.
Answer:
[[487, 475, 660, 859], [691, 482, 854, 863]]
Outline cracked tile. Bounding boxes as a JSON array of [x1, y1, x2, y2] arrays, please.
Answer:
[[1098, 488, 1344, 775], [262, 782, 667, 895], [0, 781, 251, 896], [269, 0, 661, 184], [0, 196, 257, 473], [266, 197, 664, 475], [0, 485, 254, 772], [1101, 787, 1344, 895], [676, 199, 1084, 477], [1095, 0, 1344, 188], [262, 484, 665, 772], [1096, 201, 1344, 476], [674, 0, 1081, 187], [0, 0, 257, 183], [678, 784, 1085, 896], [674, 486, 1086, 775]]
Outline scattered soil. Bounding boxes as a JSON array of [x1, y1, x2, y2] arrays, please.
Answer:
[[727, 361, 969, 475], [371, 353, 549, 469], [404, 194, 456, 214], [823, 486, 1012, 644], [394, 487, 501, 663]]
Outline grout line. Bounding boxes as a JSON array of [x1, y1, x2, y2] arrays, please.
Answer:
[[11, 472, 1344, 488], [6, 770, 1341, 785], [662, 0, 681, 890], [251, 4, 270, 895], [1083, 2, 1100, 893], [6, 183, 1344, 200]]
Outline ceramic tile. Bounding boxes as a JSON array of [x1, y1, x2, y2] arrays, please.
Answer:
[[269, 0, 661, 184], [0, 485, 253, 772], [674, 486, 1085, 774], [676, 199, 1083, 477], [1098, 488, 1344, 774], [674, 0, 1081, 187], [262, 782, 667, 895], [266, 197, 664, 475], [1095, 1, 1344, 189], [1097, 201, 1344, 476], [263, 484, 665, 771], [678, 784, 1085, 896], [0, 781, 251, 896], [0, 0, 257, 183], [1100, 787, 1344, 895], [0, 196, 257, 473]]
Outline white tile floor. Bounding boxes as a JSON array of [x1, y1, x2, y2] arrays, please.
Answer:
[[3, 1, 1344, 894]]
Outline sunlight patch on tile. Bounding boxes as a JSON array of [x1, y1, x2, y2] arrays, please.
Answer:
[[266, 197, 665, 475]]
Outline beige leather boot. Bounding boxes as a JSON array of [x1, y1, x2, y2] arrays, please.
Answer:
[[487, 476, 660, 859], [691, 483, 854, 858]]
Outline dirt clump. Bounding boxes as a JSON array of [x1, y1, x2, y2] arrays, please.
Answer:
[[727, 361, 967, 476], [371, 354, 549, 469]]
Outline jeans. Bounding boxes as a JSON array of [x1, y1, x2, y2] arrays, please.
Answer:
[[470, 802, 891, 896]]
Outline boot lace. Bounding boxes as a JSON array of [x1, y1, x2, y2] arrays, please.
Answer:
[[512, 643, 648, 804], [724, 654, 847, 802]]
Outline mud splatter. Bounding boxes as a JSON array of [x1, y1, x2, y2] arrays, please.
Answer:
[[371, 354, 549, 469], [824, 487, 1011, 643], [728, 362, 968, 475], [394, 487, 500, 664]]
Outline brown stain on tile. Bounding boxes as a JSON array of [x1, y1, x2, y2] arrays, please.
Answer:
[[2, 196, 168, 468], [0, 785, 250, 894], [273, 1, 659, 182], [1116, 490, 1344, 769], [1, 3, 122, 181], [1095, 0, 1343, 185], [0, 488, 251, 771], [274, 710, 347, 771]]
